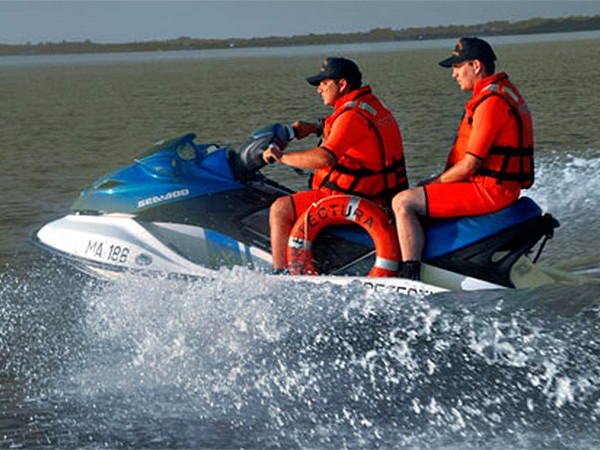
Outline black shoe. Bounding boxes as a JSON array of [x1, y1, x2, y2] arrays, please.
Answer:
[[400, 261, 421, 281], [271, 268, 291, 275]]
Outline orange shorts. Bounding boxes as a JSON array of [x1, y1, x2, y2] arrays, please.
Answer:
[[425, 181, 520, 219], [290, 190, 333, 221]]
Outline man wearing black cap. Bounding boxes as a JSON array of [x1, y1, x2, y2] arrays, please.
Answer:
[[263, 57, 408, 274], [391, 37, 535, 281]]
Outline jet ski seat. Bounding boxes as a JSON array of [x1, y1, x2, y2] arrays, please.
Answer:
[[423, 197, 551, 259]]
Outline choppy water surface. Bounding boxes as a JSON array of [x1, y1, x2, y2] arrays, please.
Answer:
[[1, 36, 599, 448]]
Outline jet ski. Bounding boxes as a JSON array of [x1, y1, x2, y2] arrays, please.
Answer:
[[33, 124, 577, 293]]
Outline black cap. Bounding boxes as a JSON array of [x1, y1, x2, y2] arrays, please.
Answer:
[[306, 57, 362, 86], [438, 37, 497, 68]]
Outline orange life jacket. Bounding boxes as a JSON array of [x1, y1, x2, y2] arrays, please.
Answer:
[[312, 86, 408, 204], [448, 73, 534, 189]]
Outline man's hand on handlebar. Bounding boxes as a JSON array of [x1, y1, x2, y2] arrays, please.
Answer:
[[291, 120, 321, 140], [261, 119, 325, 164], [262, 143, 284, 164]]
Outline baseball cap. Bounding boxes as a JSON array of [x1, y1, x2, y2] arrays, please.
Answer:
[[438, 37, 497, 68], [306, 57, 362, 86]]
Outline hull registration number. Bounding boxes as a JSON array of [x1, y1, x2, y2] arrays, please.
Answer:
[[85, 240, 130, 263]]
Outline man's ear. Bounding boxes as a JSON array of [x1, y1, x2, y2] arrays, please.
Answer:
[[472, 59, 483, 76], [338, 78, 349, 94]]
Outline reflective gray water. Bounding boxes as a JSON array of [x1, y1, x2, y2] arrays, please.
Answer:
[[1, 34, 599, 448]]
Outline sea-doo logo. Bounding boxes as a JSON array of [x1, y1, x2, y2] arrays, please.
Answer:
[[137, 188, 190, 208]]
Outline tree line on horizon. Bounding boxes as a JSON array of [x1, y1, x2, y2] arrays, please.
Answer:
[[1, 15, 599, 56]]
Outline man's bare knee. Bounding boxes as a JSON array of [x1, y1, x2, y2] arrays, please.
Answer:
[[392, 188, 425, 216], [392, 189, 414, 213], [270, 196, 294, 224]]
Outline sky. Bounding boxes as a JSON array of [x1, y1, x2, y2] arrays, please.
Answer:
[[0, 0, 599, 45]]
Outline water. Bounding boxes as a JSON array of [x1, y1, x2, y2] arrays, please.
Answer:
[[1, 30, 599, 68], [2, 266, 599, 448], [1, 34, 599, 448]]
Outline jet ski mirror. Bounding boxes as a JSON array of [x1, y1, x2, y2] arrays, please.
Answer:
[[135, 133, 206, 178], [176, 142, 197, 161]]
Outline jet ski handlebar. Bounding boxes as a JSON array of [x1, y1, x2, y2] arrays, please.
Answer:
[[237, 123, 295, 175]]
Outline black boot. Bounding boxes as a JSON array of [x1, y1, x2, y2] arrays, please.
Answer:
[[272, 267, 291, 275], [400, 261, 421, 281]]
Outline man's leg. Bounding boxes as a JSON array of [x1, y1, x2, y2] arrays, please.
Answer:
[[391, 187, 427, 278], [269, 196, 295, 271]]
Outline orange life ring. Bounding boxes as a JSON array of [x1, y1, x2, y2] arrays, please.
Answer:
[[286, 195, 401, 277]]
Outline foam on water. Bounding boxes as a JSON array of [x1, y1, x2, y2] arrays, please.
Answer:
[[527, 149, 600, 269], [532, 148, 600, 221], [3, 261, 598, 448]]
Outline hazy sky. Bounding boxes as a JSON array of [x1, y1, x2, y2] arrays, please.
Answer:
[[1, 0, 599, 45]]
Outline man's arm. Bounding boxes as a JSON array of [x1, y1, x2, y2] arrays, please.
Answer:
[[292, 120, 323, 139], [427, 153, 483, 184], [263, 145, 335, 169]]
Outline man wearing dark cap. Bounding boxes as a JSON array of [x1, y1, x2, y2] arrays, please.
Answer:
[[391, 37, 535, 281], [263, 57, 408, 274]]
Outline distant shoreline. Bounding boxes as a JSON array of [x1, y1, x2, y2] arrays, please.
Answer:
[[1, 14, 599, 56]]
